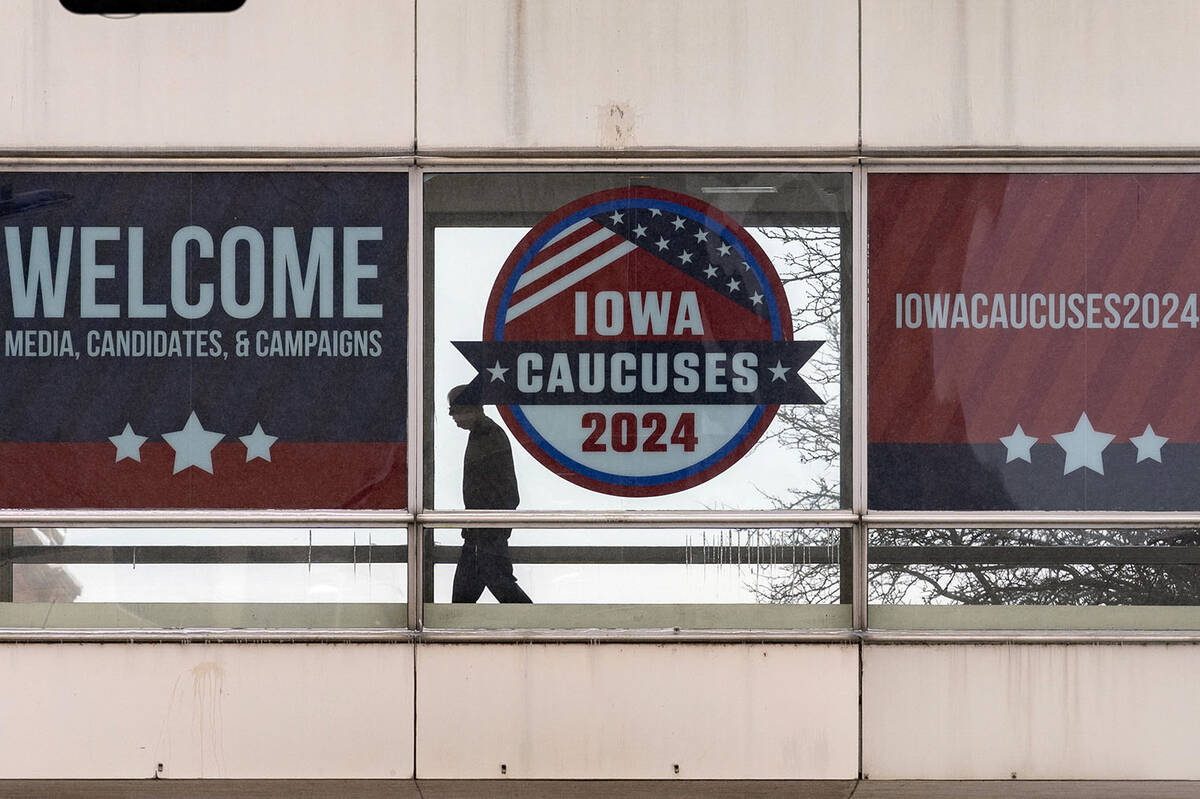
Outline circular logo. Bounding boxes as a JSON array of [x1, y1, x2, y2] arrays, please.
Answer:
[[453, 187, 822, 496]]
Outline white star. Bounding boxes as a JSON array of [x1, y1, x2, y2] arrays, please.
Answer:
[[749, 291, 763, 306], [672, 216, 687, 230], [1130, 424, 1169, 463], [1052, 412, 1115, 476], [742, 260, 752, 272], [487, 361, 509, 382], [108, 423, 148, 463], [726, 277, 741, 292], [608, 210, 624, 225], [162, 412, 225, 475], [703, 265, 719, 279], [999, 424, 1038, 464], [679, 250, 694, 265], [768, 361, 790, 382], [717, 242, 732, 257], [632, 224, 647, 238], [240, 423, 278, 463], [649, 208, 662, 217], [654, 237, 670, 251], [693, 229, 709, 243]]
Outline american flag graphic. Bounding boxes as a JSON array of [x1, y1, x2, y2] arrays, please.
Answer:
[[491, 191, 781, 346], [502, 204, 774, 329]]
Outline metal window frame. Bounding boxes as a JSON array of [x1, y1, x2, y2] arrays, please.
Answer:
[[0, 157, 860, 643], [859, 159, 1200, 643], [415, 162, 858, 632], [8, 156, 1200, 644]]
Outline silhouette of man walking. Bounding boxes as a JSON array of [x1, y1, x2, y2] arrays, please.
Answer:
[[447, 385, 532, 603]]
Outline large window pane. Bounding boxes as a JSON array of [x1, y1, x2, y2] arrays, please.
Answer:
[[423, 526, 850, 630], [869, 173, 1200, 511], [869, 527, 1200, 629], [0, 527, 407, 628], [426, 172, 850, 511]]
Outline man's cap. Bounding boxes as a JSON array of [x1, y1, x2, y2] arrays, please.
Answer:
[[447, 384, 479, 409]]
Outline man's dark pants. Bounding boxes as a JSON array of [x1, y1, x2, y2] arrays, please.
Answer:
[[451, 530, 532, 603]]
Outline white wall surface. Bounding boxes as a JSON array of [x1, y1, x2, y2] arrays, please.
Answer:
[[416, 0, 858, 152], [861, 0, 1200, 150], [13, 0, 1200, 154], [863, 643, 1200, 780], [1, 0, 414, 151], [0, 643, 415, 779], [416, 643, 858, 779]]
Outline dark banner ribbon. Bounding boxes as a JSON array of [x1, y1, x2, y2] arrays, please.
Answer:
[[452, 340, 825, 406]]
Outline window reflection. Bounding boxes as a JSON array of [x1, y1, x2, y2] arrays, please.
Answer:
[[869, 528, 1200, 606], [2, 527, 406, 605], [429, 527, 846, 605]]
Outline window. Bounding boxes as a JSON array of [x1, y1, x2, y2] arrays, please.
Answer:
[[422, 171, 852, 627], [866, 170, 1200, 630], [869, 172, 1200, 512], [0, 168, 408, 630], [426, 171, 851, 512], [0, 526, 407, 629], [869, 526, 1200, 630]]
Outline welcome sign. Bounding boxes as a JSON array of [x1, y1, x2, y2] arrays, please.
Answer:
[[0, 172, 406, 509]]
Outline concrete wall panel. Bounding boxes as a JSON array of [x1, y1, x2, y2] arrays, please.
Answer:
[[416, 0, 858, 152], [2, 0, 414, 151], [862, 0, 1200, 150], [863, 644, 1200, 779], [416, 643, 858, 779], [0, 643, 415, 778]]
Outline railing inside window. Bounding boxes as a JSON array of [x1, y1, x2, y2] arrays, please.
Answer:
[[4, 527, 1199, 608]]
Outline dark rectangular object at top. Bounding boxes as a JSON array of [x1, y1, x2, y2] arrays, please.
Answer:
[[61, 0, 245, 13]]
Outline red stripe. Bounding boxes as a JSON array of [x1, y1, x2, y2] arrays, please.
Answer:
[[532, 220, 604, 263], [0, 442, 406, 509], [509, 233, 631, 307]]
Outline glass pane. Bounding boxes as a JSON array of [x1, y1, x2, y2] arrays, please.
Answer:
[[0, 171, 407, 510], [423, 526, 850, 630], [426, 172, 850, 511], [869, 527, 1200, 629], [870, 172, 1200, 511], [0, 527, 407, 628]]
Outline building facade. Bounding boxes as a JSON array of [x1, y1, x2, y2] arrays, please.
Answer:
[[4, 0, 1200, 793]]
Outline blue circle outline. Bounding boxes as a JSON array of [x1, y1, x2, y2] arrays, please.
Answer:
[[492, 194, 786, 488]]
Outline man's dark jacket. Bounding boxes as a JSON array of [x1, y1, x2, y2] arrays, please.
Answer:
[[463, 415, 520, 510]]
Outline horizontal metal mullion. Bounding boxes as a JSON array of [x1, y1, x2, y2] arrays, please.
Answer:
[[0, 629, 417, 643], [7, 545, 407, 565], [864, 512, 1200, 529], [15, 543, 1200, 567], [414, 153, 858, 167], [432, 544, 839, 565], [860, 630, 1200, 644], [860, 152, 1200, 166], [0, 628, 859, 644], [869, 546, 1200, 566], [0, 152, 418, 164], [418, 511, 856, 528], [415, 629, 859, 643], [6, 627, 1200, 644], [0, 510, 415, 527]]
